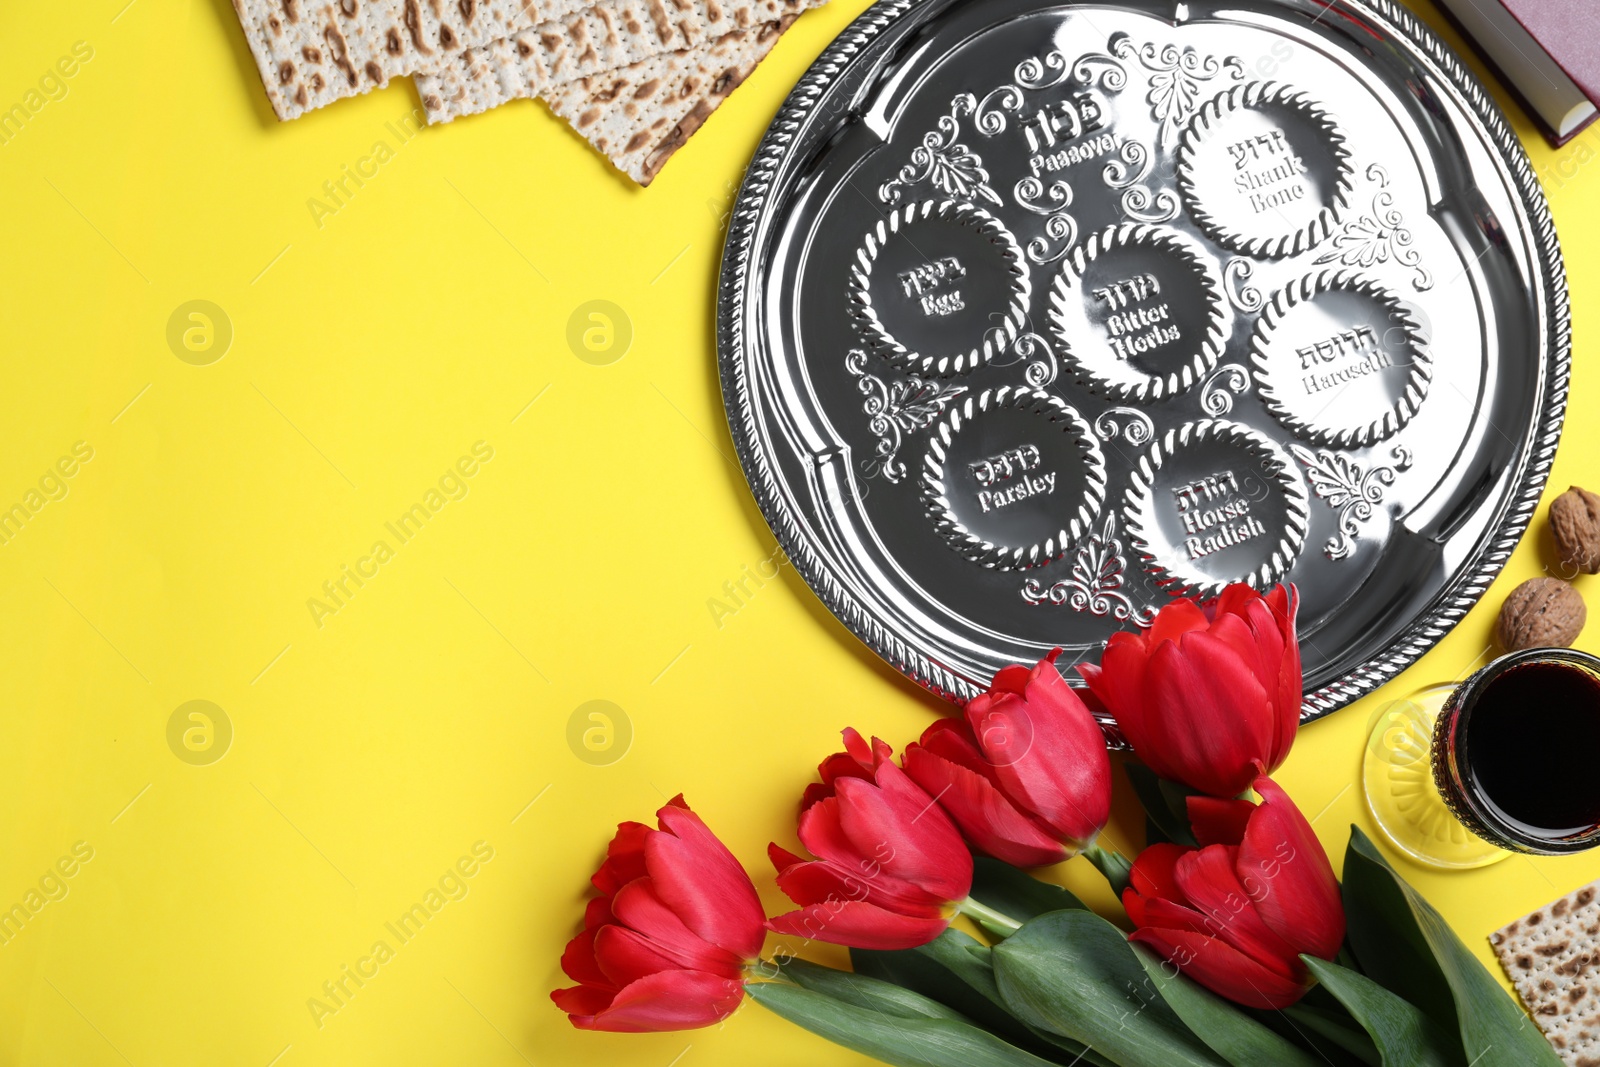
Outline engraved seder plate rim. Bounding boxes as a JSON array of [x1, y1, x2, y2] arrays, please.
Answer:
[[716, 0, 1571, 730]]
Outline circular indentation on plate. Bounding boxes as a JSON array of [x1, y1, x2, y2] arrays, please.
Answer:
[[849, 199, 1030, 376], [1047, 224, 1229, 403], [1177, 81, 1353, 259], [1123, 419, 1309, 596], [922, 387, 1106, 570], [1251, 270, 1431, 447]]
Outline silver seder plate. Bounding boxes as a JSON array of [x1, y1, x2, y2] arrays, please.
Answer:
[[717, 0, 1570, 727]]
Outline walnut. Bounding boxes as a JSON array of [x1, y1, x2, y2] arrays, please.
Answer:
[[1497, 577, 1587, 651], [1551, 486, 1600, 575]]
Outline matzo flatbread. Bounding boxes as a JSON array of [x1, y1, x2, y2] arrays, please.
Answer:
[[543, 17, 792, 184], [232, 0, 573, 120], [1491, 880, 1600, 1066], [412, 0, 806, 124]]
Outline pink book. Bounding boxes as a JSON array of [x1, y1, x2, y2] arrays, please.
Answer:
[[1433, 0, 1599, 147]]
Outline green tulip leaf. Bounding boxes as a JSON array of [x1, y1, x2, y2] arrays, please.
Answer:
[[992, 908, 1227, 1067], [1302, 957, 1458, 1067], [1130, 943, 1326, 1067], [970, 855, 1088, 920], [777, 956, 972, 1023], [747, 981, 1073, 1067], [903, 932, 1115, 1067], [1342, 826, 1561, 1066], [1123, 763, 1198, 847], [1278, 1002, 1381, 1066], [852, 940, 1068, 1059]]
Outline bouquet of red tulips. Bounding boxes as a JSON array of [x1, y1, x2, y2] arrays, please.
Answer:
[[554, 585, 1559, 1066]]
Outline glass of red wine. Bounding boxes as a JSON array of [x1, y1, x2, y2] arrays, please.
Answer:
[[1364, 648, 1600, 868]]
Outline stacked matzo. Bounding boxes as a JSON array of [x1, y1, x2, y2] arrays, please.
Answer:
[[231, 0, 823, 183], [1491, 880, 1600, 1066]]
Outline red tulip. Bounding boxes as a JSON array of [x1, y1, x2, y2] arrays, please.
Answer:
[[767, 729, 973, 950], [552, 797, 766, 1032], [1079, 583, 1302, 798], [903, 650, 1111, 867], [1123, 776, 1345, 1009]]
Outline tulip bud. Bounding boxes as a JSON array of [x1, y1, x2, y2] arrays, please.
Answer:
[[1079, 583, 1302, 798], [767, 729, 973, 950], [1122, 776, 1345, 1009], [552, 797, 767, 1031], [904, 650, 1112, 867]]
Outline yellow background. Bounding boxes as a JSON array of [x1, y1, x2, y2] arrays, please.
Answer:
[[0, 0, 1593, 1063]]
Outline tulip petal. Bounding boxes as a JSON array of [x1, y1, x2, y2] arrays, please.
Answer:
[[1172, 845, 1301, 983], [768, 841, 807, 872], [965, 692, 1036, 773], [560, 927, 612, 988], [1134, 894, 1222, 938], [1080, 637, 1177, 782], [583, 896, 614, 931], [979, 669, 1111, 845], [841, 727, 875, 768], [1238, 777, 1344, 961], [551, 983, 616, 1017], [1145, 632, 1273, 797], [1217, 589, 1298, 774], [800, 782, 833, 810], [592, 821, 652, 896], [791, 793, 948, 911], [1128, 841, 1190, 902], [767, 900, 951, 950], [1212, 583, 1262, 620], [833, 770, 972, 905], [594, 924, 744, 987], [1130, 928, 1309, 1010], [1149, 597, 1211, 646], [564, 969, 746, 1032], [1187, 795, 1256, 847], [649, 804, 766, 960], [610, 880, 741, 973], [1269, 586, 1302, 769], [990, 663, 1034, 695], [903, 744, 1068, 868], [771, 856, 942, 918], [788, 800, 953, 914], [915, 719, 996, 783]]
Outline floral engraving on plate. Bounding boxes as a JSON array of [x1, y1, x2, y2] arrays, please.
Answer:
[[1199, 364, 1251, 416], [990, 329, 1062, 387], [1223, 258, 1265, 313], [1102, 138, 1180, 223], [1110, 33, 1244, 149], [846, 348, 967, 483], [1289, 443, 1414, 560], [1094, 407, 1156, 446], [879, 96, 1004, 207], [1021, 515, 1158, 624], [1013, 176, 1078, 264], [1314, 163, 1433, 292]]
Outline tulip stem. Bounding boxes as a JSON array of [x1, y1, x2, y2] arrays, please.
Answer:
[[957, 897, 1022, 938], [1083, 841, 1133, 897]]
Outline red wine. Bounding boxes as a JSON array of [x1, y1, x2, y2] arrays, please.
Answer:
[[1460, 661, 1600, 840]]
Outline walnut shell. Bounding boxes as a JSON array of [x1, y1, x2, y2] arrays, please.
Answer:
[[1497, 577, 1587, 651], [1551, 485, 1600, 575]]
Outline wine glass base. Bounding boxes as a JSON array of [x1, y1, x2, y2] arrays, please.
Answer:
[[1361, 686, 1509, 870]]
